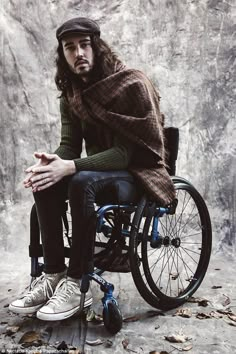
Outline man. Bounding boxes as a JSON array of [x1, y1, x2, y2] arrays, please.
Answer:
[[9, 18, 175, 321]]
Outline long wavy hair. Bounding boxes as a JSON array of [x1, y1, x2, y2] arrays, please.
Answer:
[[55, 35, 123, 96]]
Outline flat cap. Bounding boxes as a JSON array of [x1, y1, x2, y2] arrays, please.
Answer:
[[56, 17, 100, 40]]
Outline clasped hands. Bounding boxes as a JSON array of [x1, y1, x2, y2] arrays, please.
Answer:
[[24, 152, 76, 192]]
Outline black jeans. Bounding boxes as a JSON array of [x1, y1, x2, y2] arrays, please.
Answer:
[[33, 170, 141, 278]]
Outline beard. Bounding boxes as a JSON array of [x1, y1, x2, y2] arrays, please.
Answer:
[[71, 59, 94, 79]]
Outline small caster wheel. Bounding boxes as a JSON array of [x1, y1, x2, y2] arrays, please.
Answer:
[[103, 301, 122, 334]]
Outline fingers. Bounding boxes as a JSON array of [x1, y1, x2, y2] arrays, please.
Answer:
[[25, 164, 38, 173], [23, 172, 35, 188], [30, 172, 50, 184], [31, 174, 52, 192], [30, 165, 51, 174], [34, 152, 57, 161], [32, 180, 54, 193]]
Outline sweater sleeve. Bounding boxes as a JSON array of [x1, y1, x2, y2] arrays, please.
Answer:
[[54, 97, 83, 160], [74, 135, 134, 171]]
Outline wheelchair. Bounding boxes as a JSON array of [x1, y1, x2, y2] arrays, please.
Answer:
[[29, 127, 212, 334]]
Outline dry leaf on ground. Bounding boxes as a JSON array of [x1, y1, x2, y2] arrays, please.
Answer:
[[222, 294, 231, 307], [57, 341, 68, 350], [171, 344, 193, 352], [147, 310, 165, 317], [209, 311, 223, 319], [86, 339, 104, 346], [123, 315, 141, 322], [122, 338, 129, 349], [104, 339, 113, 348], [5, 326, 20, 336], [187, 297, 209, 306], [182, 344, 193, 351], [86, 309, 103, 323], [124, 310, 164, 323], [174, 308, 192, 318], [212, 285, 222, 289], [164, 334, 191, 343], [18, 331, 42, 347], [224, 319, 236, 327], [228, 314, 236, 322], [196, 312, 211, 319], [149, 351, 169, 354], [217, 309, 233, 315], [197, 299, 209, 307]]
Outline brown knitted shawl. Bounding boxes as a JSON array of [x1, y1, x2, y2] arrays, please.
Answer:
[[67, 68, 175, 206]]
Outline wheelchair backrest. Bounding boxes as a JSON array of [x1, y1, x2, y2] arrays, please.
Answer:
[[164, 127, 179, 176]]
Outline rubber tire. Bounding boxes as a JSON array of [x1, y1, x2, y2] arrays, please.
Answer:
[[129, 181, 212, 310], [103, 301, 123, 334]]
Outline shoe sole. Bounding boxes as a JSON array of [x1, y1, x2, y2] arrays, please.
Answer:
[[36, 297, 93, 321], [9, 303, 45, 314]]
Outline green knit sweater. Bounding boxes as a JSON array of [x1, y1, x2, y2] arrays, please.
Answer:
[[55, 98, 134, 170]]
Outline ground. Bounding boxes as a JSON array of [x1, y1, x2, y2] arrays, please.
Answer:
[[0, 253, 236, 354]]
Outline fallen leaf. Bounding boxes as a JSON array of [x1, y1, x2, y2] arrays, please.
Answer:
[[196, 312, 211, 319], [228, 314, 236, 322], [123, 315, 141, 322], [209, 311, 223, 319], [217, 309, 233, 315], [182, 344, 193, 351], [86, 308, 95, 321], [86, 309, 103, 323], [187, 296, 209, 306], [174, 308, 192, 318], [86, 339, 104, 346], [68, 350, 81, 354], [164, 334, 191, 343], [224, 319, 236, 327], [57, 341, 68, 350], [104, 339, 113, 348], [149, 351, 169, 354], [5, 326, 20, 336], [222, 294, 231, 307], [147, 310, 165, 317], [212, 285, 222, 289], [122, 338, 129, 349], [198, 299, 209, 307], [19, 331, 42, 348]]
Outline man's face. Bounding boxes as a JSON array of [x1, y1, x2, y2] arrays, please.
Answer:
[[62, 34, 94, 80]]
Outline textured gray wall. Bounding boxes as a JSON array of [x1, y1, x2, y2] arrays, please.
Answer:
[[0, 0, 235, 257]]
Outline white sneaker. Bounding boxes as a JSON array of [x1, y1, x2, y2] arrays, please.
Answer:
[[9, 270, 67, 314], [36, 277, 93, 321]]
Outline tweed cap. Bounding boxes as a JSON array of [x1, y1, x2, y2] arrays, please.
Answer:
[[56, 17, 100, 40]]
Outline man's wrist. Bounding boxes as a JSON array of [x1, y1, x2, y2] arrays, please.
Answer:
[[64, 160, 76, 175]]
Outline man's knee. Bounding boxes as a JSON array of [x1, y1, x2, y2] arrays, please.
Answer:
[[68, 171, 95, 196]]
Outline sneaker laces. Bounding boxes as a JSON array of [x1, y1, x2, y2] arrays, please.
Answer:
[[48, 278, 80, 306], [24, 274, 54, 300]]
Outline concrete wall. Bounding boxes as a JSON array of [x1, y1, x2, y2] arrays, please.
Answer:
[[0, 0, 235, 258]]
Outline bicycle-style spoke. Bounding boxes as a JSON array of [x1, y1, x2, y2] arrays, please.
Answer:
[[180, 245, 200, 263]]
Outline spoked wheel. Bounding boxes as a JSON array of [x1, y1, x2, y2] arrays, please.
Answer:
[[103, 301, 123, 334], [129, 182, 212, 310]]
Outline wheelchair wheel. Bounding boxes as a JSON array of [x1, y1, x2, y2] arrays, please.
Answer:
[[103, 301, 123, 334], [129, 182, 212, 310]]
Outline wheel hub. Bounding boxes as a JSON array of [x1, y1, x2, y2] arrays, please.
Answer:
[[171, 237, 181, 248], [163, 236, 170, 246]]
